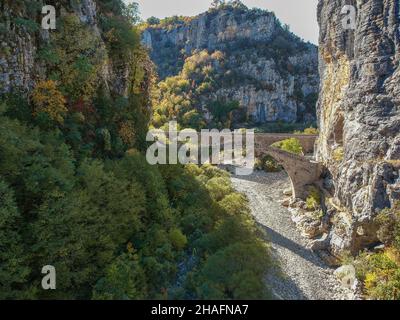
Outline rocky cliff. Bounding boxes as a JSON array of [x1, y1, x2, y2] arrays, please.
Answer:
[[143, 5, 319, 124], [0, 0, 153, 101], [316, 0, 400, 256]]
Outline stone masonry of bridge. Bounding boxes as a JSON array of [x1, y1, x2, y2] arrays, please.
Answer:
[[254, 134, 322, 200], [254, 133, 318, 154]]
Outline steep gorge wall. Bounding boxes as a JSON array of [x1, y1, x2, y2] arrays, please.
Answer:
[[316, 0, 400, 255], [143, 6, 320, 124], [0, 0, 152, 99]]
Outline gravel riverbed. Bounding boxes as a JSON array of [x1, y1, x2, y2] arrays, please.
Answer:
[[231, 171, 356, 300]]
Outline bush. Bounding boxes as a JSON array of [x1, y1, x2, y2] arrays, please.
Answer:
[[256, 155, 282, 172], [375, 202, 400, 251], [333, 146, 344, 162], [14, 17, 39, 33], [306, 186, 321, 211], [356, 250, 400, 300], [272, 138, 303, 155], [295, 126, 319, 135], [353, 203, 400, 299]]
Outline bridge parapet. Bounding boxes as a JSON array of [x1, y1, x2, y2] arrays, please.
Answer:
[[254, 133, 318, 154]]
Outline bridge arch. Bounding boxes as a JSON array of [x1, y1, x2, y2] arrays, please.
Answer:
[[259, 147, 323, 200], [254, 133, 322, 200]]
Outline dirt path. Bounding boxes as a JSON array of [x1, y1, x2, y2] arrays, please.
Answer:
[[231, 171, 355, 300]]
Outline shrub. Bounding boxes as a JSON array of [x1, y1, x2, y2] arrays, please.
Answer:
[[356, 250, 400, 300], [375, 202, 400, 251], [353, 202, 400, 299], [14, 17, 39, 33], [306, 186, 321, 211], [272, 138, 303, 155], [205, 177, 234, 201], [333, 146, 344, 162], [255, 155, 281, 172], [295, 127, 319, 135]]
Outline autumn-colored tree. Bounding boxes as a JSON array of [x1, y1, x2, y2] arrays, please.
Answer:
[[31, 80, 67, 123], [119, 120, 136, 146]]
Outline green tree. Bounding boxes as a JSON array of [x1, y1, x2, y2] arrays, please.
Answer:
[[198, 242, 270, 299], [0, 180, 31, 299], [123, 2, 141, 25], [211, 0, 225, 9], [207, 99, 239, 128], [92, 251, 147, 300], [146, 16, 160, 26]]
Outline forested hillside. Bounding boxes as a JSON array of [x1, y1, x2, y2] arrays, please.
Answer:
[[0, 0, 271, 299], [142, 2, 319, 130]]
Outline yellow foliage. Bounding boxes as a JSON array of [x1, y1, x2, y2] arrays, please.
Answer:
[[306, 186, 321, 211], [304, 127, 319, 135], [31, 80, 67, 123], [333, 146, 344, 162], [365, 273, 377, 291], [211, 50, 224, 61], [294, 127, 319, 135], [385, 248, 400, 266]]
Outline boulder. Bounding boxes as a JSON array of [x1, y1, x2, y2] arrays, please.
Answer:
[[334, 265, 358, 290]]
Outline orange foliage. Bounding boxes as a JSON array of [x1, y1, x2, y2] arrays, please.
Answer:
[[31, 80, 67, 123]]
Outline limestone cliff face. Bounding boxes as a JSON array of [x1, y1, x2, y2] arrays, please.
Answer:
[[316, 0, 400, 255], [0, 0, 151, 99], [143, 6, 319, 123]]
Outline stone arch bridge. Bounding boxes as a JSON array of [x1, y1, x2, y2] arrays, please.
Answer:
[[254, 133, 323, 200], [161, 131, 322, 200]]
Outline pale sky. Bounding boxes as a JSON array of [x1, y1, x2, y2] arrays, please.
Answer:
[[125, 0, 319, 44]]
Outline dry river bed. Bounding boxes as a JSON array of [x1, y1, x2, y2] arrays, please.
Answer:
[[231, 171, 357, 300]]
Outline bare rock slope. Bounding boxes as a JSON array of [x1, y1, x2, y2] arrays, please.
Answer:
[[316, 0, 400, 255]]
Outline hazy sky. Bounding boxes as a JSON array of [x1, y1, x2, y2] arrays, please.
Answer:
[[125, 0, 319, 44]]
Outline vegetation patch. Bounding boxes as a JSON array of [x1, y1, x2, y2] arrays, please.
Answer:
[[272, 138, 304, 155], [353, 202, 400, 300]]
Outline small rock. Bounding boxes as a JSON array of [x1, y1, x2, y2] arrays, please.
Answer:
[[283, 188, 293, 196], [334, 265, 358, 290], [308, 233, 329, 251], [280, 198, 290, 207]]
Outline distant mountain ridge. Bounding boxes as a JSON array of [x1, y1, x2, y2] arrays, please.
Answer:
[[142, 4, 320, 126]]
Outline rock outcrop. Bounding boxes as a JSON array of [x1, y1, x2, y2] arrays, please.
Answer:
[[143, 5, 319, 124], [316, 0, 400, 255]]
